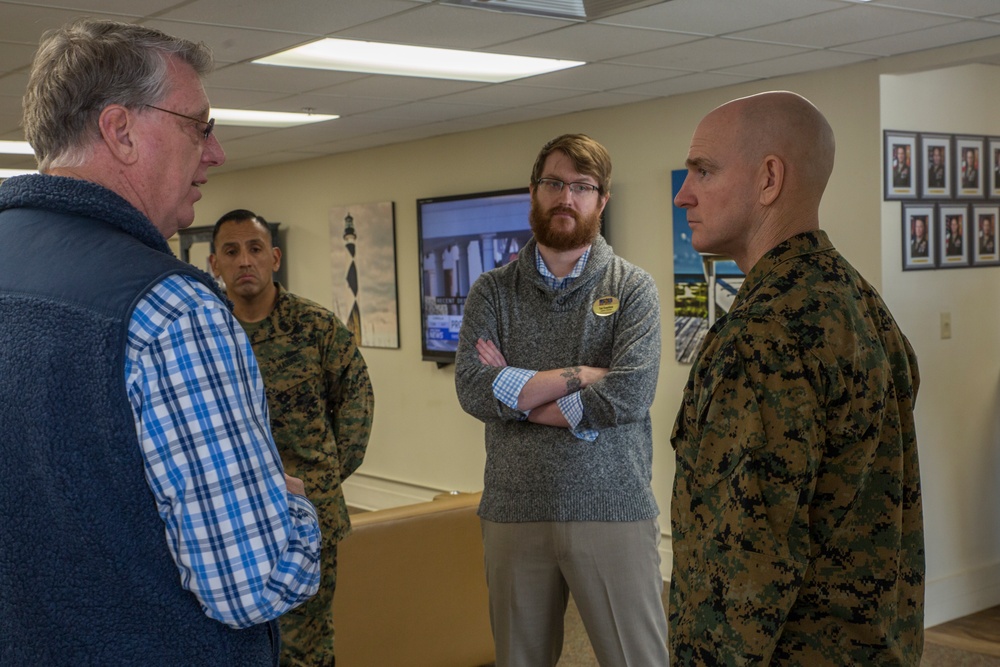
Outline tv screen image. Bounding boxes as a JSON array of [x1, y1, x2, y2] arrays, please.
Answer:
[[417, 187, 533, 364]]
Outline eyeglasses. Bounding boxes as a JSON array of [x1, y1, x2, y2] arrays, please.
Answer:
[[535, 178, 601, 196], [144, 104, 216, 140]]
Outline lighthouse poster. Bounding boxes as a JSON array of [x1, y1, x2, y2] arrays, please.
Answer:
[[329, 201, 400, 349]]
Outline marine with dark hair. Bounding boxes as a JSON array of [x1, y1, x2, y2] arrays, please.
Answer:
[[0, 18, 321, 667], [211, 209, 374, 667], [455, 133, 669, 666]]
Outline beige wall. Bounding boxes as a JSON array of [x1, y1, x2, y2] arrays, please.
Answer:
[[880, 61, 1000, 626], [191, 38, 1000, 626]]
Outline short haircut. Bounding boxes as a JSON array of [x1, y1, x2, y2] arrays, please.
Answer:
[[530, 133, 612, 197], [212, 209, 274, 247], [23, 18, 214, 172]]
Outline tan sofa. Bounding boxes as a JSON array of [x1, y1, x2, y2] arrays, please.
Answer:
[[332, 491, 495, 667]]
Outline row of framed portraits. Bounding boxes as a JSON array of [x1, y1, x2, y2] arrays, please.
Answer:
[[902, 202, 998, 270], [884, 130, 1000, 201]]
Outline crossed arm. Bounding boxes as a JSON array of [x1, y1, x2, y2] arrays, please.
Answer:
[[475, 338, 607, 428]]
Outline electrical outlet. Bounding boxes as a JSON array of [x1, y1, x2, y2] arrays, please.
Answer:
[[940, 312, 951, 339]]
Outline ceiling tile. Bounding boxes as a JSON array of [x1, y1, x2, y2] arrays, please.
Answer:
[[596, 0, 842, 35], [732, 4, 958, 48], [609, 36, 809, 70], [839, 20, 1000, 56], [486, 22, 700, 61], [530, 89, 661, 113], [518, 62, 686, 91], [332, 3, 574, 50], [719, 48, 874, 78], [433, 82, 590, 106], [867, 0, 1000, 19], [0, 4, 93, 44], [158, 0, 425, 35], [613, 71, 757, 97], [0, 42, 38, 76], [207, 62, 368, 95], [140, 20, 314, 64]]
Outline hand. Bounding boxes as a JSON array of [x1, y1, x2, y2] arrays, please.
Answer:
[[284, 473, 306, 496], [476, 338, 507, 368]]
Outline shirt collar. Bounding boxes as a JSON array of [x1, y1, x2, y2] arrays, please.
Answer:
[[735, 230, 833, 307], [535, 245, 591, 290]]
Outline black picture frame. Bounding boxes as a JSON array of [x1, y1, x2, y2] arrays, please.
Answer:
[[919, 133, 951, 199], [988, 137, 1000, 200], [902, 202, 935, 270], [972, 203, 1000, 266], [938, 203, 971, 267], [955, 136, 985, 199], [884, 130, 918, 200]]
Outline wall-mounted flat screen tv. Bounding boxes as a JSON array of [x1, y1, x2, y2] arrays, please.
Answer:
[[417, 187, 533, 365]]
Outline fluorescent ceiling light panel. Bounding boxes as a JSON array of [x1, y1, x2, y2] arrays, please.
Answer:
[[255, 38, 584, 83], [0, 141, 34, 155], [212, 108, 338, 127]]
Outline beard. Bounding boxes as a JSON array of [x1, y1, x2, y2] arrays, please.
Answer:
[[529, 198, 602, 251]]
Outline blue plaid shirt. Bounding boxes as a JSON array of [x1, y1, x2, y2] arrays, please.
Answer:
[[124, 274, 321, 628], [492, 246, 598, 441]]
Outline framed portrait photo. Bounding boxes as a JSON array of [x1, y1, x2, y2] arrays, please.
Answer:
[[972, 204, 1000, 266], [938, 203, 970, 267], [919, 133, 951, 199], [902, 203, 935, 270], [884, 130, 918, 200], [955, 136, 985, 199], [988, 137, 1000, 199]]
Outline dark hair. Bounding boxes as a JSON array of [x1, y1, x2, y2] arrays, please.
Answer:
[[211, 209, 274, 246], [530, 133, 612, 197]]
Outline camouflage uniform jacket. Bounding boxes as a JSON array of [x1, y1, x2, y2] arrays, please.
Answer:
[[669, 231, 924, 666], [239, 284, 374, 544]]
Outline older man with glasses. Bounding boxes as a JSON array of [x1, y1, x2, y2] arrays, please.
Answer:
[[0, 19, 321, 667], [455, 133, 669, 666]]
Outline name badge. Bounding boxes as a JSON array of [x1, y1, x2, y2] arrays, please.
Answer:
[[592, 296, 619, 317]]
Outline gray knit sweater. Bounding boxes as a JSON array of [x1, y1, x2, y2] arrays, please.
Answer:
[[455, 235, 661, 523]]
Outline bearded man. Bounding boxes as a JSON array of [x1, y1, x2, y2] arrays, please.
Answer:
[[455, 133, 668, 667]]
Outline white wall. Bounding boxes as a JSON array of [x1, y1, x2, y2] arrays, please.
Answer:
[[190, 37, 1000, 626], [880, 62, 1000, 627]]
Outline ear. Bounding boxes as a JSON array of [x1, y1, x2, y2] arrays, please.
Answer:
[[208, 253, 220, 278], [272, 246, 282, 272], [759, 155, 784, 206], [97, 104, 140, 165]]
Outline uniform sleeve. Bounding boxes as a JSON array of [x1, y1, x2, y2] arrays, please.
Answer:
[[579, 270, 662, 428], [322, 318, 373, 481], [125, 274, 321, 629], [670, 332, 823, 664]]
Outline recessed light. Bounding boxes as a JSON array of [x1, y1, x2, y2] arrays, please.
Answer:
[[254, 38, 584, 83]]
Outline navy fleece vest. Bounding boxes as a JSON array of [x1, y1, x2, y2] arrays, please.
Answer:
[[0, 176, 277, 666]]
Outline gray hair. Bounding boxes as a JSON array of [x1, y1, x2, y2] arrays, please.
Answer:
[[23, 18, 214, 171]]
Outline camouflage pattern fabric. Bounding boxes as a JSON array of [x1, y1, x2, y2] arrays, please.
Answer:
[[669, 231, 924, 666], [239, 284, 374, 667]]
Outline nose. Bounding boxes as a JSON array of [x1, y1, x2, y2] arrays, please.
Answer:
[[203, 133, 226, 167], [555, 184, 575, 206], [674, 174, 695, 209]]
